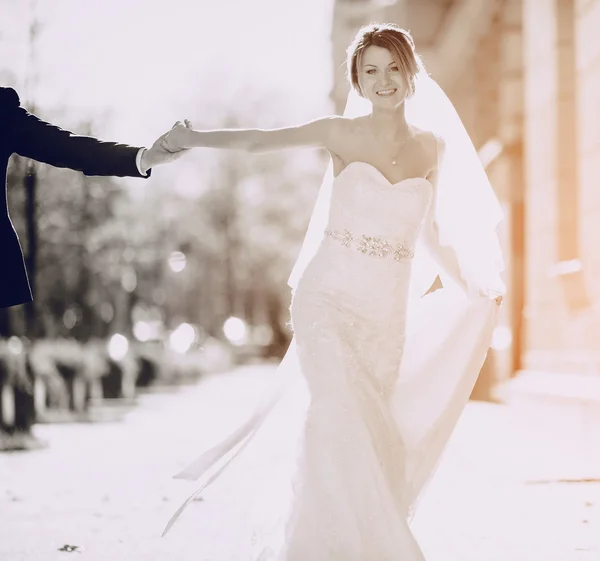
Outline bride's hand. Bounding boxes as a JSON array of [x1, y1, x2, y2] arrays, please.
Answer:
[[161, 119, 194, 153], [477, 287, 503, 307]]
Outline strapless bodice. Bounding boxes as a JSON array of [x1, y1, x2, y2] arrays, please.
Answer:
[[326, 162, 433, 252]]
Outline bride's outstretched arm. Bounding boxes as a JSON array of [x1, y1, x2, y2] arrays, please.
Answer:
[[160, 116, 344, 154]]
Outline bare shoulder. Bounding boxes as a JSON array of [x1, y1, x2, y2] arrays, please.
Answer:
[[413, 127, 445, 163], [328, 115, 364, 135], [411, 126, 441, 147], [326, 115, 364, 152], [433, 133, 446, 154], [315, 115, 352, 141]]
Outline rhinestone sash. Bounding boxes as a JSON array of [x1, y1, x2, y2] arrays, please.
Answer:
[[324, 228, 414, 261]]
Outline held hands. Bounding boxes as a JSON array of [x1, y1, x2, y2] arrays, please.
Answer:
[[482, 291, 504, 307], [140, 120, 193, 173], [160, 119, 194, 153]]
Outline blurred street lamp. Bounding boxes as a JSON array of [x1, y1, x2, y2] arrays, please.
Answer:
[[22, 1, 42, 336], [121, 266, 138, 293], [133, 321, 151, 342], [168, 322, 196, 354], [168, 251, 187, 273], [107, 333, 129, 361], [7, 336, 23, 355], [223, 316, 247, 346]]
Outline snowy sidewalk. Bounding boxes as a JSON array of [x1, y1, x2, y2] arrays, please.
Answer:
[[413, 396, 600, 561], [0, 364, 598, 561]]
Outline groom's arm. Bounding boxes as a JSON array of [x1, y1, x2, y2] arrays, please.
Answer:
[[6, 88, 150, 178]]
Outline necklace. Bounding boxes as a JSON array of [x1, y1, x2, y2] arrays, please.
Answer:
[[390, 128, 413, 166]]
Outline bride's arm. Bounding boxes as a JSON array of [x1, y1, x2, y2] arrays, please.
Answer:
[[161, 116, 344, 154], [422, 138, 469, 294]]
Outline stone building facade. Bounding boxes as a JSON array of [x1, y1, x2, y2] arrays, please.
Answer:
[[331, 0, 600, 380]]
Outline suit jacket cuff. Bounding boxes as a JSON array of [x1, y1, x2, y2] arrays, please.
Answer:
[[136, 147, 148, 176]]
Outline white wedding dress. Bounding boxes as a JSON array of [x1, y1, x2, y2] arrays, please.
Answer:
[[164, 161, 500, 560]]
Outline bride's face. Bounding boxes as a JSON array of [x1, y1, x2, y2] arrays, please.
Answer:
[[359, 45, 409, 108]]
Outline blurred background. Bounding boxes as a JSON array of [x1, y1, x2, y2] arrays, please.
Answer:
[[3, 0, 599, 431], [0, 0, 597, 436], [0, 0, 335, 438], [1, 0, 600, 558]]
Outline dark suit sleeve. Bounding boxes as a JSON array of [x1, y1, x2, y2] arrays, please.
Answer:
[[6, 88, 150, 178]]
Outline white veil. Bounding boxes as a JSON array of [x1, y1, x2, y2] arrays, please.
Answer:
[[282, 63, 507, 519], [162, 61, 506, 538], [288, 62, 505, 301]]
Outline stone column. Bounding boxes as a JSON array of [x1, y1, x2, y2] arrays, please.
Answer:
[[555, 0, 589, 312], [498, 0, 525, 375], [523, 0, 596, 372], [523, 0, 560, 370], [576, 0, 600, 369]]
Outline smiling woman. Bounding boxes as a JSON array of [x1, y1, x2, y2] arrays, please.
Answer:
[[347, 24, 420, 99], [161, 22, 505, 561]]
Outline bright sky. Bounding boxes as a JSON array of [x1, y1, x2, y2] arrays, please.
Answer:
[[8, 0, 335, 144]]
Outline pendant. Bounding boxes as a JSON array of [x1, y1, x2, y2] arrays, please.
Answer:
[[392, 160, 397, 166]]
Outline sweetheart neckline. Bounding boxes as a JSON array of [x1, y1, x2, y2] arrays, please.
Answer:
[[334, 161, 432, 188]]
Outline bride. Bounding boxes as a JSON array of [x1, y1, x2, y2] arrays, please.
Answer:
[[160, 23, 505, 560]]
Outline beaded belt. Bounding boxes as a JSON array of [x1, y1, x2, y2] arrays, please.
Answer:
[[324, 228, 414, 261]]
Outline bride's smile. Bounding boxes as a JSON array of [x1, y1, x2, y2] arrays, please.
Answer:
[[357, 44, 410, 109]]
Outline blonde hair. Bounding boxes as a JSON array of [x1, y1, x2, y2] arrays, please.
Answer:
[[347, 23, 420, 98]]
